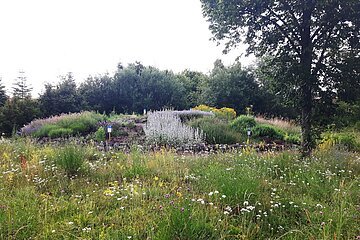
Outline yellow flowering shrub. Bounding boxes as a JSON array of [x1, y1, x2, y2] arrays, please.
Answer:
[[192, 105, 236, 120], [192, 104, 214, 112], [219, 107, 237, 120]]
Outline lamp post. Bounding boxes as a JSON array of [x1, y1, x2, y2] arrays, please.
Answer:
[[247, 127, 252, 145], [106, 125, 112, 151]]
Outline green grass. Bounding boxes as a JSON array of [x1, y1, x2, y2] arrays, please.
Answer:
[[0, 139, 359, 239]]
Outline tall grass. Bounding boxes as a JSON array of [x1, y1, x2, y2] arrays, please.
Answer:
[[0, 139, 359, 239], [54, 144, 86, 177]]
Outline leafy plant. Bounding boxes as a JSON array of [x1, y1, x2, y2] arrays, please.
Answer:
[[22, 111, 105, 138], [230, 115, 257, 133], [172, 109, 214, 121], [284, 133, 301, 144], [255, 116, 300, 136], [32, 124, 59, 138], [193, 104, 236, 120], [48, 128, 73, 138], [188, 117, 241, 144], [252, 124, 285, 141], [94, 127, 106, 142], [319, 132, 360, 151]]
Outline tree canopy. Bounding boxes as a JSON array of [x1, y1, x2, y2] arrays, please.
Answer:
[[201, 0, 360, 156], [201, 60, 262, 114], [0, 77, 7, 107]]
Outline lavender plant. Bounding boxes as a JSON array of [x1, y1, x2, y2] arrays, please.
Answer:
[[144, 110, 204, 146]]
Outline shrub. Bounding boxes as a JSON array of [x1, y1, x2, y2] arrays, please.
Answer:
[[22, 111, 105, 138], [32, 125, 59, 138], [252, 124, 285, 141], [55, 145, 85, 177], [98, 121, 132, 138], [68, 122, 87, 134], [144, 110, 204, 146], [57, 112, 103, 134], [284, 133, 301, 144], [188, 117, 241, 144], [172, 110, 214, 121], [319, 132, 360, 151], [48, 128, 73, 138], [255, 116, 301, 136], [230, 115, 257, 133], [94, 127, 106, 142], [192, 105, 236, 120], [218, 107, 237, 120], [192, 104, 214, 112]]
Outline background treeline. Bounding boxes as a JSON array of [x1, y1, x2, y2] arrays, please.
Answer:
[[0, 59, 359, 136]]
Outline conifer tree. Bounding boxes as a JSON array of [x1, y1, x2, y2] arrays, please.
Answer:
[[12, 71, 33, 99]]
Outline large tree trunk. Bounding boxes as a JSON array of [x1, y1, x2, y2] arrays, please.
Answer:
[[300, 1, 314, 157], [301, 83, 312, 157]]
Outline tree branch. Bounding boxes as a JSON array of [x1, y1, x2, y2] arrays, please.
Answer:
[[282, 2, 302, 29], [312, 26, 336, 76], [259, 11, 301, 56], [266, 7, 301, 44]]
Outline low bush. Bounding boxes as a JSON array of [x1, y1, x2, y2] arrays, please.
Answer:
[[284, 133, 301, 144], [48, 128, 73, 138], [22, 111, 105, 138], [144, 109, 204, 145], [172, 109, 214, 121], [94, 127, 106, 142], [255, 116, 300, 136], [252, 124, 285, 141], [192, 105, 236, 120], [32, 124, 59, 138], [218, 107, 237, 120], [68, 122, 87, 134], [188, 117, 241, 144], [319, 132, 360, 151], [56, 112, 104, 134], [230, 115, 257, 133]]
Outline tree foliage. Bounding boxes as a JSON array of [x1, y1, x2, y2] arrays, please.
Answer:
[[0, 98, 40, 135], [0, 77, 7, 107], [79, 74, 114, 113], [108, 63, 187, 113], [39, 73, 83, 117], [176, 69, 207, 108], [201, 60, 262, 114]]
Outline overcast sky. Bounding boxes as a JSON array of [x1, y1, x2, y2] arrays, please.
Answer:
[[0, 0, 255, 96]]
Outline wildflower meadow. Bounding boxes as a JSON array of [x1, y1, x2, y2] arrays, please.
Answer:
[[0, 136, 359, 239]]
